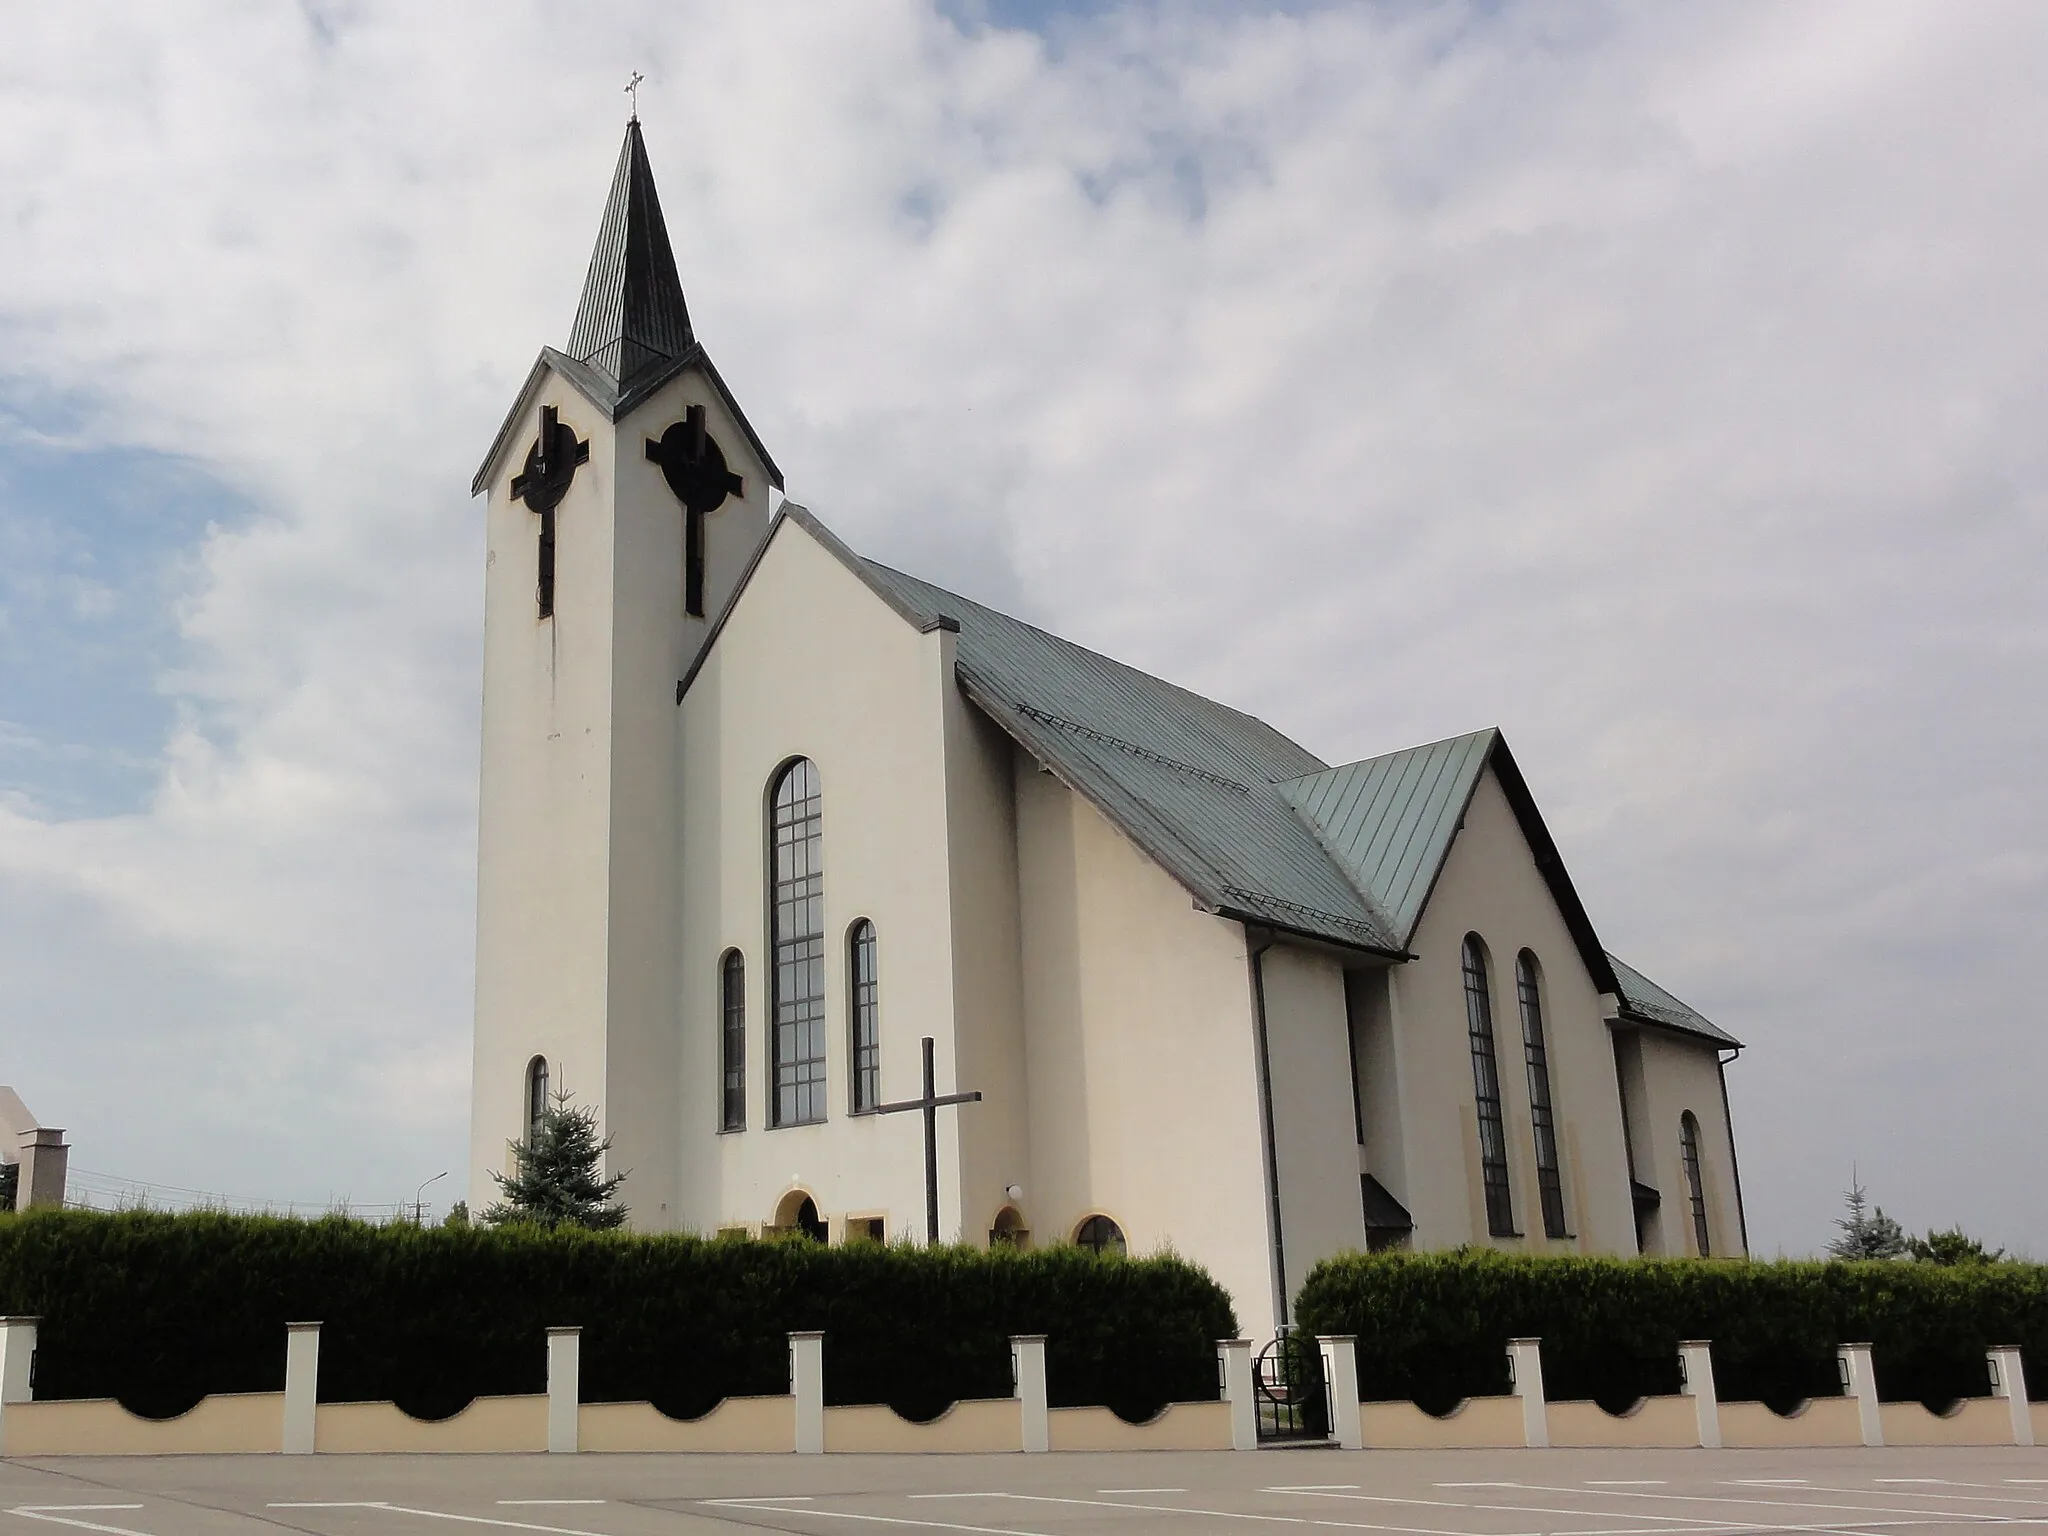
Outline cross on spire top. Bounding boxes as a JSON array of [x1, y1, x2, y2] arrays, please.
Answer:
[[624, 71, 644, 123]]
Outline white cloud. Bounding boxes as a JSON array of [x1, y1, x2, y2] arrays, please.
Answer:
[[0, 1, 2042, 1249]]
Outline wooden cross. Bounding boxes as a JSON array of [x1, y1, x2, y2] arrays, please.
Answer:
[[868, 1036, 982, 1244]]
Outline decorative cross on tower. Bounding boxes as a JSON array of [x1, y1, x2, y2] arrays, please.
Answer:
[[868, 1036, 983, 1245], [509, 404, 590, 618], [646, 403, 744, 617], [624, 71, 644, 123]]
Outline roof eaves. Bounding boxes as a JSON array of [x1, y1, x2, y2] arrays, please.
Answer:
[[1484, 734, 1621, 996], [471, 343, 784, 501], [955, 665, 1237, 913], [1617, 1007, 1742, 1049]]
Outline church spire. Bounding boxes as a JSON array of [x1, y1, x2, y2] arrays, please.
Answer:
[[565, 119, 694, 396]]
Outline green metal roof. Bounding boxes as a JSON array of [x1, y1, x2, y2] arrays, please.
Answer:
[[1607, 953, 1739, 1048], [683, 510, 1724, 1030], [1281, 729, 1495, 944]]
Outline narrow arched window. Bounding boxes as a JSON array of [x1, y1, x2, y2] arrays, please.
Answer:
[[1517, 951, 1568, 1239], [719, 949, 746, 1131], [1462, 936, 1515, 1237], [524, 1056, 549, 1144], [848, 919, 879, 1113], [1680, 1111, 1711, 1256], [769, 758, 827, 1126], [1074, 1214, 1126, 1256]]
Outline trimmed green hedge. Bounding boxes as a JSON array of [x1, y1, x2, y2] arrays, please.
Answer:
[[0, 1210, 1235, 1422], [1294, 1250, 2048, 1414]]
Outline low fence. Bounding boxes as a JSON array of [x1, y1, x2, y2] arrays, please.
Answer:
[[0, 1317, 2038, 1456]]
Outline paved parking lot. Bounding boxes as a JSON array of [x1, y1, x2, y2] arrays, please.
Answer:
[[4, 1448, 2046, 1536]]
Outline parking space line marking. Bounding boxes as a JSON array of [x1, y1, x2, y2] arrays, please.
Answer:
[[269, 1505, 390, 1511], [697, 1503, 1048, 1536], [1268, 1488, 1364, 1493], [1589, 1483, 1668, 1488], [1792, 1487, 2048, 1510], [1876, 1482, 1951, 1486], [1437, 1483, 1521, 1489], [996, 1490, 1537, 1535], [496, 1504, 607, 1509], [906, 1496, 999, 1502], [1097, 1489, 1185, 1495], [1732, 1481, 1810, 1486], [372, 1504, 616, 1536], [1282, 1490, 1754, 1530], [1494, 1480, 2025, 1522], [12, 1513, 144, 1517], [7, 1512, 155, 1536]]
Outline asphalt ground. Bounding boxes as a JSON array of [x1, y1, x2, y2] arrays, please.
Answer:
[[4, 1447, 2047, 1536]]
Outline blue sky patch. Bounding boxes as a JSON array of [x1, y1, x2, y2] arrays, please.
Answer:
[[0, 409, 248, 819]]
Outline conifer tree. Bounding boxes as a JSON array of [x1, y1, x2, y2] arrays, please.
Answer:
[[484, 1090, 628, 1230], [1826, 1178, 1907, 1260], [0, 1161, 15, 1213]]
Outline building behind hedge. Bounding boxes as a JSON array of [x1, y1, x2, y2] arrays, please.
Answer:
[[467, 119, 1751, 1333]]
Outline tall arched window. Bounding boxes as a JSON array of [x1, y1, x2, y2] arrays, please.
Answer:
[[719, 950, 746, 1131], [524, 1056, 549, 1144], [1516, 951, 1568, 1239], [1462, 936, 1516, 1237], [848, 919, 879, 1113], [1680, 1111, 1711, 1256], [769, 758, 827, 1126]]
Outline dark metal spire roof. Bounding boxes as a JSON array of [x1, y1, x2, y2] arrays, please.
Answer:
[[566, 120, 694, 394]]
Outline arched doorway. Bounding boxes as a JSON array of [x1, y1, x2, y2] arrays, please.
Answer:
[[774, 1188, 829, 1243], [989, 1205, 1030, 1250]]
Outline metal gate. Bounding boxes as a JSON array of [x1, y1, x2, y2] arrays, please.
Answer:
[[1254, 1328, 1331, 1443]]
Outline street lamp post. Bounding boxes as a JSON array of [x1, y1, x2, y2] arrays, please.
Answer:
[[414, 1170, 448, 1226]]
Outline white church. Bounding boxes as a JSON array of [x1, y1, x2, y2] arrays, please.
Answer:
[[467, 121, 1750, 1331]]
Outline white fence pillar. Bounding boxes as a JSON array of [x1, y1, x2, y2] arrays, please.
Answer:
[[283, 1322, 320, 1455], [1217, 1339, 1257, 1451], [1507, 1338, 1548, 1449], [1837, 1342, 1882, 1447], [1317, 1335, 1363, 1450], [790, 1331, 824, 1454], [1678, 1340, 1720, 1450], [15, 1129, 68, 1211], [1988, 1346, 2034, 1448], [546, 1327, 581, 1454], [0, 1317, 37, 1458], [1010, 1335, 1049, 1454]]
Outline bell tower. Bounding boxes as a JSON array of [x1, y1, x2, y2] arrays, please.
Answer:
[[466, 116, 782, 1224]]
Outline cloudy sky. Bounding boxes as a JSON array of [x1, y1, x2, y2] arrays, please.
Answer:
[[1, 2, 2042, 1250]]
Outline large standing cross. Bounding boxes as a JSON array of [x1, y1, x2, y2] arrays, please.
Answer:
[[869, 1036, 982, 1245]]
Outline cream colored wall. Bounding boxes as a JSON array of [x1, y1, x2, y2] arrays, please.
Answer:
[[942, 698, 1032, 1244], [677, 517, 962, 1236], [1394, 766, 1637, 1254], [1632, 1027, 1746, 1257], [469, 362, 772, 1223], [1259, 944, 1367, 1306], [1347, 966, 1409, 1211], [1013, 764, 1273, 1331]]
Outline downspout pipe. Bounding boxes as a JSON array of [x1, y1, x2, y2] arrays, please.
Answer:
[[1717, 1044, 1750, 1256], [1246, 927, 1289, 1330]]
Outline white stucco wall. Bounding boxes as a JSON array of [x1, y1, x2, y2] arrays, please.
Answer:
[[677, 516, 964, 1238], [1258, 944, 1366, 1313], [1013, 763, 1273, 1334], [1629, 1027, 1746, 1257], [469, 362, 773, 1219], [1392, 765, 1638, 1254]]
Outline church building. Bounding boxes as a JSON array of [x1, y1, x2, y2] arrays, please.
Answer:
[[467, 121, 1749, 1332]]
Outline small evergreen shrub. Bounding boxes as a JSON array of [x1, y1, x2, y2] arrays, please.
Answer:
[[1295, 1250, 2048, 1412], [0, 1210, 1234, 1422]]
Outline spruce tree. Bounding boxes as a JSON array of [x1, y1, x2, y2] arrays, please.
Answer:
[[484, 1090, 628, 1230], [1826, 1178, 1907, 1259], [0, 1161, 15, 1212]]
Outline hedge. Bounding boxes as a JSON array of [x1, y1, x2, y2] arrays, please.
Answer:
[[1294, 1250, 2048, 1414], [0, 1210, 1236, 1422]]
